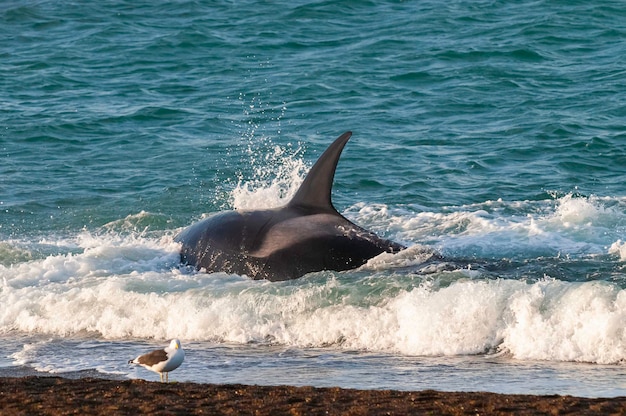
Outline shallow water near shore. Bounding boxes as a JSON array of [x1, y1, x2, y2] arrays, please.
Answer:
[[1, 336, 625, 398], [1, 0, 626, 399]]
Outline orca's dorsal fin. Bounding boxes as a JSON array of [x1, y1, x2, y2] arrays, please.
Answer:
[[287, 131, 352, 213]]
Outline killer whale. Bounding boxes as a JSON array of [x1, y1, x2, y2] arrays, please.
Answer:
[[175, 131, 406, 281]]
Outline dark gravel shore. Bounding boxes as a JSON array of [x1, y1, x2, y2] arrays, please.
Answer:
[[1, 376, 625, 415]]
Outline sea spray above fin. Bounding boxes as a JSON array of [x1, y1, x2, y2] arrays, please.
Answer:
[[230, 146, 308, 211], [176, 131, 405, 281]]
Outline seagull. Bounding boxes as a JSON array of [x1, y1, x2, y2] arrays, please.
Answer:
[[128, 339, 185, 382]]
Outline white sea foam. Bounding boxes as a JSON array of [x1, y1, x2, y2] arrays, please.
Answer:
[[609, 240, 626, 261], [2, 246, 625, 364], [345, 194, 626, 261], [501, 280, 626, 363], [2, 190, 626, 366], [361, 244, 441, 271]]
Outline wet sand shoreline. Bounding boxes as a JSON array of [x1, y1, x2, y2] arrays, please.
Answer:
[[1, 376, 625, 415]]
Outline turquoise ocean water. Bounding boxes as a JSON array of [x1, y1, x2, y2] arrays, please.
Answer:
[[1, 1, 625, 396]]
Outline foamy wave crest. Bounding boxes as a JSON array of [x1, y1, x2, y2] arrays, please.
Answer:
[[608, 240, 626, 261], [362, 194, 626, 260], [551, 193, 615, 228], [1, 231, 180, 288], [501, 280, 626, 363], [0, 230, 183, 337], [231, 144, 308, 210], [193, 278, 625, 364], [3, 261, 624, 364]]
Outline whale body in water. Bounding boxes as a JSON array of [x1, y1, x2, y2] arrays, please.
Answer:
[[175, 131, 406, 281]]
